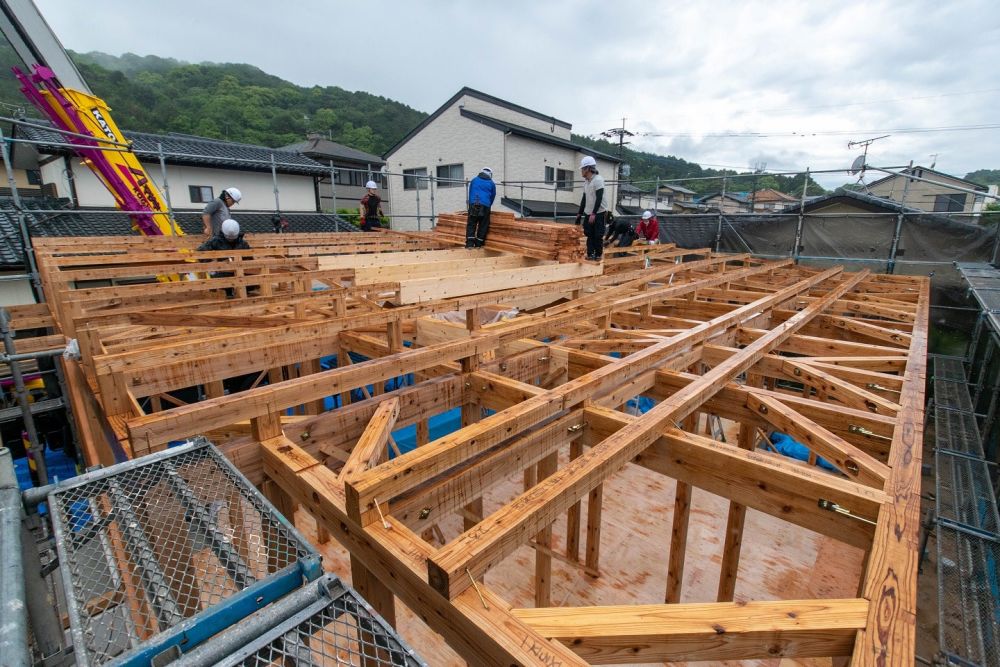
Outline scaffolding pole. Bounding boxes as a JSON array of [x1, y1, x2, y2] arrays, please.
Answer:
[[0, 128, 42, 301], [0, 308, 46, 485]]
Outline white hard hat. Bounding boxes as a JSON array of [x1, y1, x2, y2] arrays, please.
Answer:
[[365, 180, 378, 189], [224, 187, 242, 203], [580, 156, 597, 169], [481, 167, 493, 177], [221, 219, 240, 240], [642, 210, 653, 219]]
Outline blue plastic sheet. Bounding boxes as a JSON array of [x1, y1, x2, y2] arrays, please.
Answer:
[[769, 431, 836, 471]]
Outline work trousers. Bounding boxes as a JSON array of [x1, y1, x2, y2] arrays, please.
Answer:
[[583, 212, 607, 259], [466, 204, 491, 247]]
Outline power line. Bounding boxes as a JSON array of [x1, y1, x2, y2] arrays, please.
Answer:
[[744, 87, 1000, 115], [632, 123, 1000, 139]]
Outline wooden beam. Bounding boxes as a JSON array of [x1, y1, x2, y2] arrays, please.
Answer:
[[782, 358, 900, 415], [513, 598, 868, 664], [259, 437, 586, 666], [745, 392, 890, 488], [851, 278, 929, 667], [350, 264, 839, 518], [426, 269, 869, 599], [339, 397, 400, 482], [127, 336, 493, 451]]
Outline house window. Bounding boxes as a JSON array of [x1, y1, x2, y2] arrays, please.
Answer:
[[334, 169, 365, 187], [436, 163, 464, 188], [934, 193, 967, 212], [403, 168, 428, 190], [556, 168, 574, 191], [544, 166, 555, 184], [26, 169, 41, 185], [189, 185, 214, 203]]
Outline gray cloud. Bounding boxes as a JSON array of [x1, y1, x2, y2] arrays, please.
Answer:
[[29, 0, 1000, 187]]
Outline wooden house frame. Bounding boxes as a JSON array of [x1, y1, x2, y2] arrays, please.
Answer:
[[28, 229, 925, 665]]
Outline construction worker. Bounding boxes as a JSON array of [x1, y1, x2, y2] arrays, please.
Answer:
[[604, 215, 637, 254], [636, 210, 660, 244], [359, 180, 384, 232], [197, 218, 250, 251], [198, 219, 251, 298], [574, 156, 608, 261], [466, 167, 496, 248], [202, 187, 242, 236]]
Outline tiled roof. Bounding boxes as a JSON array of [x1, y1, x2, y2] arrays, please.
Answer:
[[782, 188, 924, 215], [0, 196, 355, 267], [14, 123, 331, 176], [658, 183, 697, 195], [752, 188, 798, 203], [699, 192, 750, 204], [281, 137, 384, 166]]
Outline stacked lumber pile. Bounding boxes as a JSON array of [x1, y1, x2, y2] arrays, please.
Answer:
[[434, 211, 585, 262]]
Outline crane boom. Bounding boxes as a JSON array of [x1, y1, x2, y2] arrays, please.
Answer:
[[0, 0, 182, 238]]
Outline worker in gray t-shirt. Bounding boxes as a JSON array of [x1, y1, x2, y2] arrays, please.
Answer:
[[202, 187, 242, 235], [574, 156, 609, 261]]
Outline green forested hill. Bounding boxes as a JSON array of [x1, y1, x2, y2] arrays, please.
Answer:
[[0, 48, 428, 154]]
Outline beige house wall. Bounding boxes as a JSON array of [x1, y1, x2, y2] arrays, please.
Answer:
[[386, 96, 617, 231], [869, 172, 985, 213]]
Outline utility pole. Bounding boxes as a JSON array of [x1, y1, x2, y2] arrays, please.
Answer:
[[750, 161, 766, 213], [601, 117, 634, 205]]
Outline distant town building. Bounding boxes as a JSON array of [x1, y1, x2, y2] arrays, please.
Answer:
[[699, 191, 750, 214], [866, 166, 988, 214], [749, 188, 798, 212], [282, 134, 389, 214]]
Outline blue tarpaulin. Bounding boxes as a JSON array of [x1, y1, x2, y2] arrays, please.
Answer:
[[769, 431, 836, 471]]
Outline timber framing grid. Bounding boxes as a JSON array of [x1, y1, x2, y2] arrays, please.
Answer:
[[31, 228, 927, 666]]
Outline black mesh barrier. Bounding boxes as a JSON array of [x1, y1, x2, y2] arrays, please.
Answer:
[[800, 214, 896, 261], [721, 214, 798, 257]]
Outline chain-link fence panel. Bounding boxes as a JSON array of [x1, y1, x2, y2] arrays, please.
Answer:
[[47, 440, 319, 666]]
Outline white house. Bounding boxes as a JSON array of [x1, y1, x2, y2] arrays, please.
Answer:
[[13, 125, 330, 214], [384, 88, 619, 231]]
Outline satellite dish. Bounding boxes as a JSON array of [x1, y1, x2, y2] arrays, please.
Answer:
[[849, 155, 866, 175]]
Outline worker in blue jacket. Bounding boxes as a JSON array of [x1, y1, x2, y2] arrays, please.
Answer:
[[466, 167, 497, 248]]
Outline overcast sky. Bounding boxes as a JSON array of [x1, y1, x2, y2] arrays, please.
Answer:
[[32, 0, 1000, 188]]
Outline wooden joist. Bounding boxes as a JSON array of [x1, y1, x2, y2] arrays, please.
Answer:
[[22, 230, 929, 666]]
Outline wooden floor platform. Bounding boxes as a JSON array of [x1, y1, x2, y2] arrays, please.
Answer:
[[29, 229, 926, 665]]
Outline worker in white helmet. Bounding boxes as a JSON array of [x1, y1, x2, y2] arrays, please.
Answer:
[[197, 219, 250, 251], [574, 156, 608, 261], [359, 180, 384, 232], [202, 187, 242, 236], [636, 210, 660, 245], [197, 219, 252, 297], [466, 167, 496, 248]]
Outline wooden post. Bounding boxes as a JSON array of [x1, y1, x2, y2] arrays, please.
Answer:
[[717, 422, 755, 601], [585, 483, 604, 575], [535, 452, 558, 607], [665, 479, 691, 603], [565, 441, 583, 562]]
